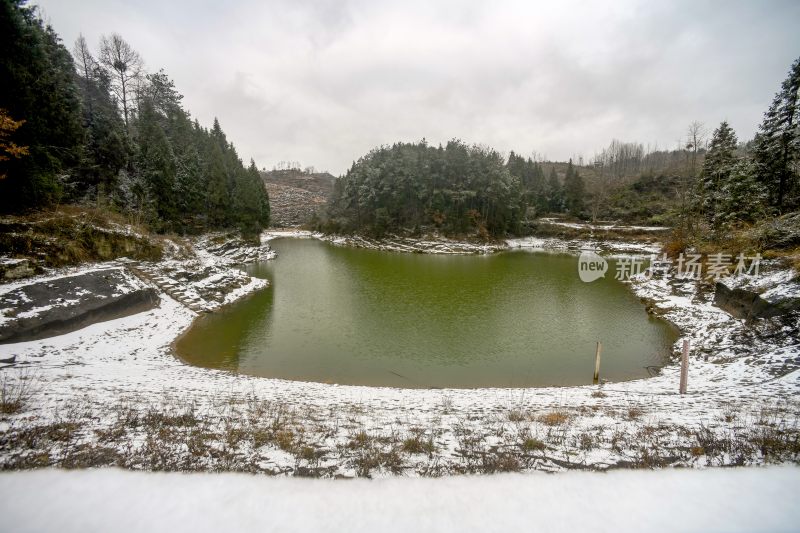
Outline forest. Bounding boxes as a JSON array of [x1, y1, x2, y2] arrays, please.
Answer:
[[323, 58, 800, 241], [0, 0, 270, 236], [2, 0, 798, 246]]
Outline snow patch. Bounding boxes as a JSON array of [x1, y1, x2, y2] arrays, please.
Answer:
[[0, 466, 797, 533]]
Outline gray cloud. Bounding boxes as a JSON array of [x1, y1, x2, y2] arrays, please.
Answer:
[[35, 0, 800, 174]]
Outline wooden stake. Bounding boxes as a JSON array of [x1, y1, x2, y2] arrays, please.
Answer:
[[593, 341, 602, 384], [679, 339, 690, 394]]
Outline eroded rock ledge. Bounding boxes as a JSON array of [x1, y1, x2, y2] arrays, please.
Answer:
[[0, 268, 158, 344], [714, 282, 800, 320]]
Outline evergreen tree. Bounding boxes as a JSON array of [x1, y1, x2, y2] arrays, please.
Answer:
[[562, 160, 585, 217], [717, 160, 768, 224], [326, 140, 525, 238], [0, 5, 271, 236], [506, 152, 547, 211], [135, 100, 176, 227], [232, 159, 270, 236], [546, 167, 563, 212], [753, 56, 800, 212], [0, 0, 84, 209], [699, 121, 738, 227], [251, 161, 271, 228], [72, 36, 128, 200], [205, 139, 229, 226]]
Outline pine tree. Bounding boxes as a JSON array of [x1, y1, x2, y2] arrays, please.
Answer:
[[0, 0, 84, 209], [563, 159, 585, 217], [546, 167, 562, 212], [717, 160, 768, 224], [205, 141, 229, 226], [0, 7, 264, 236], [72, 37, 129, 200], [251, 160, 271, 228], [699, 121, 738, 227], [232, 159, 271, 237], [327, 140, 525, 237], [135, 100, 176, 227], [173, 143, 203, 227], [753, 56, 800, 212]]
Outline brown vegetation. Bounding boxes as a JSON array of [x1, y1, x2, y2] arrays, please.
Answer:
[[0, 206, 163, 273]]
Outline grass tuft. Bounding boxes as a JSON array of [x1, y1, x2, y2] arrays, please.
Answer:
[[538, 411, 571, 426]]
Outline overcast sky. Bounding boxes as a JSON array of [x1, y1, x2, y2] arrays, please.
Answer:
[[34, 0, 800, 175]]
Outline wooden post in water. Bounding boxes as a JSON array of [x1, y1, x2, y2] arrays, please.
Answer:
[[679, 339, 690, 394], [593, 341, 602, 384]]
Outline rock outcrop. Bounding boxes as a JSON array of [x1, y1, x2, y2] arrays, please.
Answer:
[[261, 169, 335, 227], [0, 268, 159, 344], [713, 282, 800, 320]]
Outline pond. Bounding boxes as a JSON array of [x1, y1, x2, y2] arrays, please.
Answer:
[[175, 238, 678, 388]]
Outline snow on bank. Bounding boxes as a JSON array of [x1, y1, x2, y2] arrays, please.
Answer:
[[506, 236, 662, 255], [267, 228, 508, 254], [322, 233, 505, 254], [0, 231, 798, 475], [0, 466, 798, 533], [263, 229, 319, 241], [539, 217, 671, 233]]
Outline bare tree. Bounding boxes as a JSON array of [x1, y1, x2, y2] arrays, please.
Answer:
[[72, 34, 97, 81], [680, 121, 706, 229], [686, 121, 707, 178], [73, 35, 100, 117], [99, 33, 143, 129], [591, 139, 646, 181]]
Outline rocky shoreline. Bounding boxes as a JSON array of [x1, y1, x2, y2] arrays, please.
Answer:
[[0, 227, 798, 476], [268, 228, 663, 256]]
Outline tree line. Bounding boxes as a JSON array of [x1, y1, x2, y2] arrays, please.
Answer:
[[2, 0, 796, 241], [0, 1, 270, 236], [694, 57, 799, 236], [323, 56, 799, 239]]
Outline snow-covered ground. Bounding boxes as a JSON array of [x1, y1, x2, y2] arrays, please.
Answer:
[[538, 217, 671, 233], [506, 235, 662, 254], [0, 466, 797, 533], [0, 230, 798, 475]]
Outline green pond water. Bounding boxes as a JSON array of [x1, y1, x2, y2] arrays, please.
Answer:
[[176, 238, 678, 388]]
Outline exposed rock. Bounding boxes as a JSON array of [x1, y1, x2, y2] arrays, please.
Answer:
[[323, 233, 505, 254], [0, 214, 163, 278], [262, 169, 335, 196], [200, 235, 276, 264], [261, 169, 336, 227], [0, 258, 36, 281], [0, 268, 159, 344], [713, 282, 800, 320]]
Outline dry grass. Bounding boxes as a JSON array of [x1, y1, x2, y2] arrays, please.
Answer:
[[439, 394, 454, 414], [347, 430, 372, 450], [401, 431, 437, 456], [507, 409, 528, 422], [0, 370, 39, 415], [538, 411, 571, 426], [0, 207, 163, 270], [275, 429, 295, 452], [578, 433, 594, 451], [626, 406, 645, 420], [1, 391, 798, 476], [521, 437, 546, 452]]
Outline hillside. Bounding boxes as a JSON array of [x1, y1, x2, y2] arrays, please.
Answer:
[[0, 3, 270, 237], [262, 169, 336, 227]]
